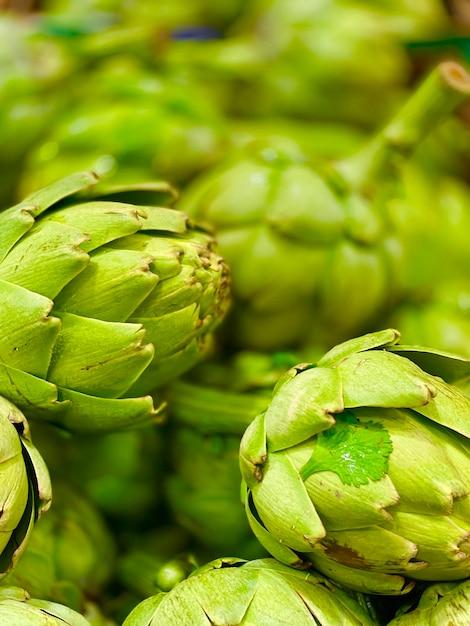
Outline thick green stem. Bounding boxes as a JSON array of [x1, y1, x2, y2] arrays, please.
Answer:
[[336, 61, 470, 189], [167, 381, 270, 435]]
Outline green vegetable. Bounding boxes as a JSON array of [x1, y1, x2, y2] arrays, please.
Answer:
[[0, 170, 231, 432], [122, 557, 377, 625], [0, 396, 51, 578], [178, 61, 470, 352], [240, 329, 470, 595]]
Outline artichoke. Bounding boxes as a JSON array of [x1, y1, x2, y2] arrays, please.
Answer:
[[240, 328, 470, 595], [19, 56, 228, 195], [0, 586, 91, 625], [2, 481, 116, 612], [0, 170, 230, 432], [387, 579, 470, 625], [122, 557, 377, 625], [178, 61, 470, 351], [0, 395, 51, 578]]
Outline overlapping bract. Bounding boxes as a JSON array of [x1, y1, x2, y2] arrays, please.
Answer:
[[240, 329, 470, 595], [0, 170, 231, 432]]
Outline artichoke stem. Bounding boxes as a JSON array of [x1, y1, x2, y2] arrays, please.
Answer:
[[337, 61, 470, 190]]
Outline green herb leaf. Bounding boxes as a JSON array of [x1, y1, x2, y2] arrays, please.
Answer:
[[300, 411, 393, 487]]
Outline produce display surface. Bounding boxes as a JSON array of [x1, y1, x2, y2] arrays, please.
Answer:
[[1, 0, 470, 624]]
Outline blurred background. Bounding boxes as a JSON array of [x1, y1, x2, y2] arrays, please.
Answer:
[[2, 1, 470, 623]]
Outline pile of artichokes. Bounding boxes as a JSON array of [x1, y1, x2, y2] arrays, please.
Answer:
[[1, 1, 470, 624]]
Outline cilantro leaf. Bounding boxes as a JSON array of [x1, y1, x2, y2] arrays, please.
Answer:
[[300, 411, 393, 487]]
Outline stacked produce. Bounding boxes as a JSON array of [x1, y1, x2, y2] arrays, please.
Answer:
[[1, 1, 470, 624]]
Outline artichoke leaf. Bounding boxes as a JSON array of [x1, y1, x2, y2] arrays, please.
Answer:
[[339, 350, 435, 409], [318, 328, 401, 367], [0, 220, 90, 300], [132, 304, 202, 360], [322, 526, 424, 574], [306, 549, 414, 596], [264, 366, 341, 451], [0, 364, 68, 417], [47, 312, 154, 398], [15, 170, 99, 218], [0, 280, 60, 377], [267, 165, 345, 244], [56, 387, 163, 433], [239, 414, 268, 486], [43, 201, 146, 251], [0, 206, 35, 263], [244, 489, 306, 569], [251, 450, 326, 552], [54, 248, 160, 322], [136, 206, 189, 234]]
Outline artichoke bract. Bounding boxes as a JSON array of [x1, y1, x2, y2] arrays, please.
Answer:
[[0, 396, 51, 578], [178, 61, 470, 351], [122, 557, 376, 625], [0, 586, 91, 625], [0, 170, 231, 432], [387, 579, 470, 625], [240, 329, 470, 595]]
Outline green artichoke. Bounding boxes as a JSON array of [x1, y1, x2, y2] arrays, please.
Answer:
[[240, 328, 470, 595], [122, 557, 377, 625], [387, 579, 470, 625], [0, 170, 230, 432], [0, 586, 91, 625], [3, 481, 116, 612], [19, 56, 228, 195], [178, 61, 470, 351], [0, 395, 51, 578]]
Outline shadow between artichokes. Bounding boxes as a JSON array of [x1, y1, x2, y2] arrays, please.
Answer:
[[239, 329, 470, 595]]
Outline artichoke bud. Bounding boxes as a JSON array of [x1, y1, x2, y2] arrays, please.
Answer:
[[0, 396, 51, 579], [122, 557, 377, 625], [240, 329, 470, 595], [0, 171, 231, 432], [179, 61, 470, 351]]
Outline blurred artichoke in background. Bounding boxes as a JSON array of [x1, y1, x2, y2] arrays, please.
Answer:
[[240, 329, 470, 595], [123, 557, 377, 625], [2, 481, 116, 612], [0, 13, 72, 207], [387, 281, 470, 359], [0, 585, 91, 625], [0, 396, 51, 579], [178, 61, 470, 352], [387, 579, 470, 625], [0, 170, 231, 432], [19, 56, 229, 195], [162, 0, 450, 126], [30, 421, 164, 530], [164, 350, 299, 558]]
